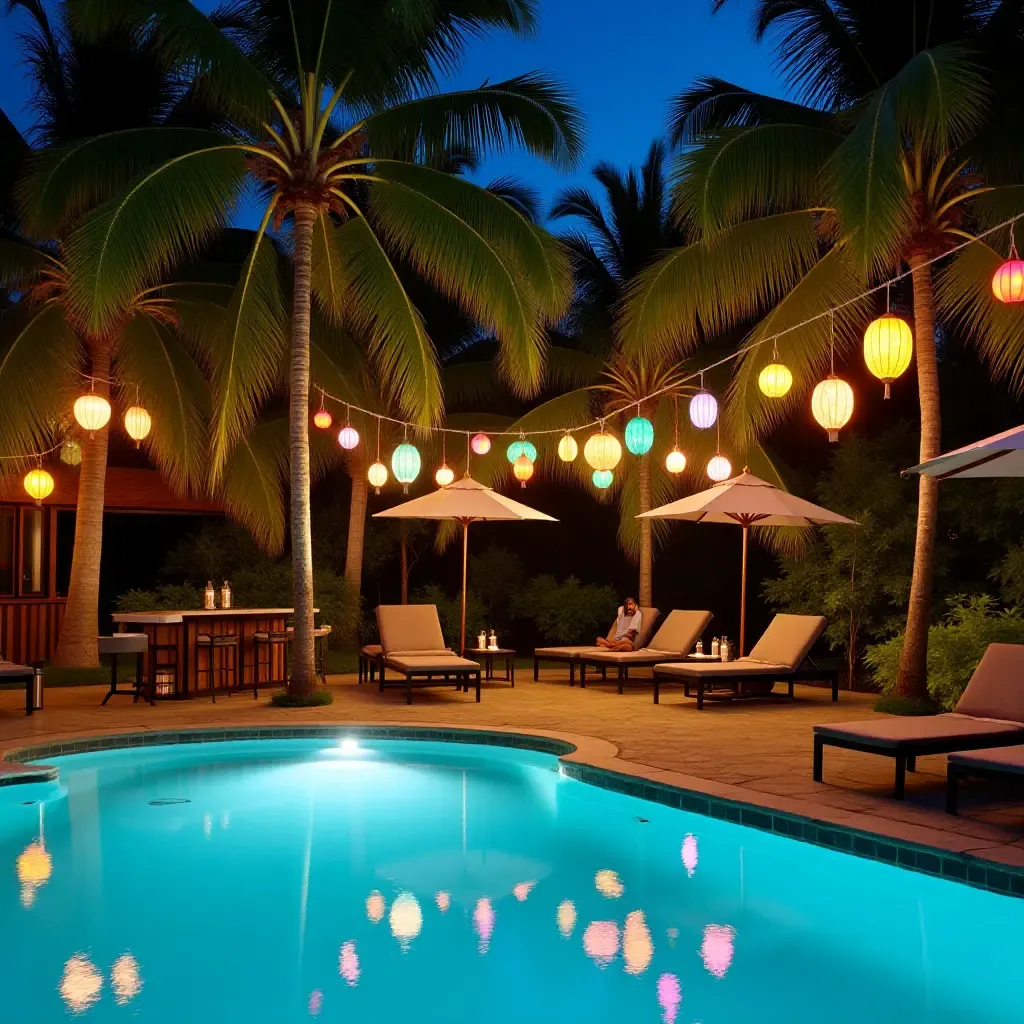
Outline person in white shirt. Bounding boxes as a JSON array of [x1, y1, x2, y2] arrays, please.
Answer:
[[596, 596, 641, 651]]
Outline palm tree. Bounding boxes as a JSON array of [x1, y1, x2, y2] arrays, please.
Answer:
[[621, 2, 1024, 700], [32, 0, 579, 695]]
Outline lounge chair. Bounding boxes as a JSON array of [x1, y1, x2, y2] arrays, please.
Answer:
[[946, 745, 1024, 814], [533, 606, 660, 683], [814, 643, 1024, 799], [375, 605, 482, 704], [578, 610, 714, 693], [358, 644, 382, 684], [652, 614, 835, 709], [0, 660, 41, 715]]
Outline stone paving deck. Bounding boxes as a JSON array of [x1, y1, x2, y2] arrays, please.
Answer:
[[2, 671, 1023, 872]]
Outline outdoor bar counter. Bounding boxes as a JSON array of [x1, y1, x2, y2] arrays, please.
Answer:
[[110, 608, 314, 698]]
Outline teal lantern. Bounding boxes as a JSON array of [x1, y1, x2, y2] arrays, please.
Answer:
[[392, 443, 421, 492], [624, 415, 654, 455], [592, 469, 613, 489], [506, 439, 538, 463]]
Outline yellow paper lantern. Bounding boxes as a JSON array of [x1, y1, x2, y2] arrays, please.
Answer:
[[993, 256, 1024, 303], [583, 431, 622, 472], [73, 393, 111, 433], [367, 461, 388, 494], [707, 454, 732, 482], [23, 467, 54, 504], [123, 405, 152, 446], [758, 362, 793, 399], [557, 433, 578, 462], [811, 375, 854, 442], [863, 314, 912, 398], [435, 463, 454, 487], [665, 447, 687, 474], [513, 453, 534, 488], [313, 409, 333, 430]]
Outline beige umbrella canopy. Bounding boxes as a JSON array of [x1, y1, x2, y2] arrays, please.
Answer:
[[374, 476, 557, 654], [638, 469, 856, 655], [903, 423, 1024, 479]]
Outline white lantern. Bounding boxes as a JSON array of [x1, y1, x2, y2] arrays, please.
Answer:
[[665, 447, 687, 474], [74, 393, 111, 433], [435, 463, 454, 487], [707, 455, 732, 482], [123, 405, 152, 446], [689, 391, 718, 430]]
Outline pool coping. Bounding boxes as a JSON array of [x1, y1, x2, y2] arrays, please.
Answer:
[[4, 723, 1022, 900]]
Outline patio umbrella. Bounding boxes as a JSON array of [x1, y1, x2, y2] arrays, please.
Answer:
[[903, 423, 1024, 478], [373, 476, 557, 654], [638, 470, 856, 655]]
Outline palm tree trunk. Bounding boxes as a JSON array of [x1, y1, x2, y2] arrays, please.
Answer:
[[638, 452, 652, 607], [53, 340, 111, 668], [343, 454, 367, 641], [895, 252, 941, 700], [288, 204, 318, 696]]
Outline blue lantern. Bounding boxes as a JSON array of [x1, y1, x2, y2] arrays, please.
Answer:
[[392, 443, 421, 492], [624, 415, 654, 455], [506, 439, 538, 463], [592, 469, 613, 489]]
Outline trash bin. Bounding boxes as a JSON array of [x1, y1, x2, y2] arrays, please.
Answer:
[[28, 666, 44, 714]]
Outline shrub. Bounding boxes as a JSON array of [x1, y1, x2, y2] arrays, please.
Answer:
[[866, 595, 1024, 710], [116, 583, 203, 612], [411, 584, 487, 647], [515, 575, 618, 646], [270, 688, 334, 707]]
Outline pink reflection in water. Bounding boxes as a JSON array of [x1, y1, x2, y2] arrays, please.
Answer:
[[513, 880, 535, 902], [700, 923, 736, 978], [308, 990, 323, 1016], [583, 920, 620, 968], [657, 973, 682, 1024], [435, 891, 450, 913], [681, 834, 698, 877], [338, 941, 360, 986], [473, 898, 495, 953]]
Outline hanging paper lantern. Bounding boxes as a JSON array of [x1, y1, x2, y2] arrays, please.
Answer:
[[123, 405, 152, 446], [435, 463, 454, 487], [863, 314, 913, 398], [811, 375, 854, 442], [557, 433, 578, 462], [583, 431, 622, 472], [689, 391, 718, 429], [73, 393, 111, 433], [392, 443, 421, 491], [23, 467, 54, 503], [624, 416, 654, 456], [513, 454, 534, 488], [59, 440, 81, 467], [313, 409, 333, 430], [707, 455, 732, 482], [471, 432, 491, 455], [592, 469, 613, 490], [506, 439, 538, 463], [758, 363, 793, 399], [992, 257, 1024, 303], [367, 461, 388, 495], [665, 447, 687, 474], [337, 426, 360, 450]]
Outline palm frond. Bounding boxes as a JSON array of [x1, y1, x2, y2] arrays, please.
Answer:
[[0, 236, 62, 290], [217, 423, 286, 555]]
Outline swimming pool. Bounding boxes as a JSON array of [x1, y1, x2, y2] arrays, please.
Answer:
[[1, 736, 1020, 1022]]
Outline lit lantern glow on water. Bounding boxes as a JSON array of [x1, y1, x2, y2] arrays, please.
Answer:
[[338, 941, 360, 986], [474, 897, 495, 953], [60, 955, 102, 1014], [622, 910, 653, 975], [681, 834, 698, 877], [16, 838, 51, 907], [435, 891, 450, 912], [365, 890, 385, 924], [513, 880, 535, 901], [308, 990, 323, 1015], [389, 892, 422, 949], [595, 868, 624, 898], [557, 899, 577, 937], [110, 953, 142, 1005], [657, 973, 682, 1024], [583, 920, 620, 967], [700, 923, 736, 978]]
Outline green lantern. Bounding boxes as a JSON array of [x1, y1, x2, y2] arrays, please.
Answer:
[[506, 439, 538, 463], [592, 469, 613, 489], [624, 415, 654, 455], [392, 443, 421, 492]]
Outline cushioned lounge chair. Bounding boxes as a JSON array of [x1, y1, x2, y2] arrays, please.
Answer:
[[376, 605, 481, 704], [946, 745, 1024, 814], [578, 610, 713, 693], [533, 606, 659, 683], [358, 644, 382, 684], [653, 614, 834, 709], [814, 643, 1024, 799]]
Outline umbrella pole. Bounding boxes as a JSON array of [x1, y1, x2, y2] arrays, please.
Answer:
[[740, 525, 749, 657], [460, 519, 469, 657]]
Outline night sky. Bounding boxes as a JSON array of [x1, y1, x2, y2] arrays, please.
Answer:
[[0, 0, 782, 208]]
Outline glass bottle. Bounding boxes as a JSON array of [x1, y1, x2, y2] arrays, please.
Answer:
[[711, 636, 720, 658], [220, 580, 232, 610], [204, 581, 216, 610]]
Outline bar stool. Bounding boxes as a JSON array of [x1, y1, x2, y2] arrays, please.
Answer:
[[253, 630, 290, 689], [98, 634, 153, 706], [195, 633, 240, 702], [286, 625, 332, 685]]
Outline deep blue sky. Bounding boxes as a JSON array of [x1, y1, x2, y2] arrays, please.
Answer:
[[0, 0, 784, 217]]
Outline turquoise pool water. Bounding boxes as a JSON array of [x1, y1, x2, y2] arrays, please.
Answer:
[[1, 738, 1020, 1022]]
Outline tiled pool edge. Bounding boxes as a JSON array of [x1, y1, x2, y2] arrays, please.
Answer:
[[5, 724, 1022, 900]]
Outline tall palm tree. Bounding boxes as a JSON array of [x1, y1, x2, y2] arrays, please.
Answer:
[[31, 0, 579, 695], [621, 2, 1024, 699]]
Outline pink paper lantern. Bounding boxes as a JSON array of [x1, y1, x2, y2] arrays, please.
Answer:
[[471, 432, 491, 455], [338, 426, 360, 450]]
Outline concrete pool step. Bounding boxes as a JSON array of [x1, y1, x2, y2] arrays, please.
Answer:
[[0, 762, 58, 787]]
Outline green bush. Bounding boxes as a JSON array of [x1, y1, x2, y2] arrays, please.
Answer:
[[116, 583, 203, 612], [412, 584, 487, 647], [866, 595, 1024, 710], [515, 575, 619, 646]]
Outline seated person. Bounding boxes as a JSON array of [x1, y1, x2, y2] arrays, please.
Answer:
[[596, 597, 642, 652]]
